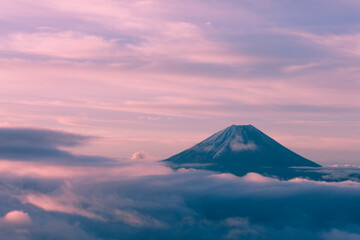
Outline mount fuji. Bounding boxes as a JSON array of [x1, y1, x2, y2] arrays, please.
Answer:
[[163, 125, 322, 179]]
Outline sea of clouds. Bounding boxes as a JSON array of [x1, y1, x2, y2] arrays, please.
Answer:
[[0, 128, 360, 240]]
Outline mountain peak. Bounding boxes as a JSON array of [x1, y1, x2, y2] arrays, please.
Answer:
[[228, 124, 254, 129], [194, 125, 261, 157], [224, 124, 258, 134], [163, 124, 321, 176]]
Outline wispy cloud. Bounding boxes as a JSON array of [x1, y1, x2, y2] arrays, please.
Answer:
[[0, 31, 123, 60], [281, 30, 360, 58], [0, 127, 116, 165]]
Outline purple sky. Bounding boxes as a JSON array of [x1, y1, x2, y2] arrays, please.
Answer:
[[2, 3, 360, 239], [1, 0, 359, 164]]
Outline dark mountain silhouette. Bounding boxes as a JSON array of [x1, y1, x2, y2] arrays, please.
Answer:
[[163, 125, 322, 179]]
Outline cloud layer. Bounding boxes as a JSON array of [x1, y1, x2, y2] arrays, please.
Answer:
[[2, 167, 360, 240], [0, 127, 359, 239]]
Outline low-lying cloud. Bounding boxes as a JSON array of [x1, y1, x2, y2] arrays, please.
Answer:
[[0, 127, 360, 239], [1, 168, 360, 240]]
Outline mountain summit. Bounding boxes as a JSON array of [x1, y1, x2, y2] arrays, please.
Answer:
[[163, 125, 321, 178]]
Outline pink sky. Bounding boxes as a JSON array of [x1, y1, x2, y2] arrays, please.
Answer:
[[1, 0, 359, 164]]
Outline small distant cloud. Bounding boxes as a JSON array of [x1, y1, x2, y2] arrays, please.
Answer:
[[223, 217, 249, 228], [176, 168, 197, 173], [3, 211, 31, 225], [242, 172, 275, 183], [114, 209, 165, 228], [210, 173, 238, 180], [137, 116, 161, 121], [283, 62, 320, 73], [130, 151, 157, 161]]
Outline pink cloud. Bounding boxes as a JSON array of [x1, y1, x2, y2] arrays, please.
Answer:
[[0, 60, 355, 122], [22, 184, 103, 220], [114, 209, 165, 228], [3, 211, 31, 225], [0, 57, 358, 159], [283, 62, 320, 73], [242, 172, 275, 183], [277, 29, 360, 58], [130, 151, 158, 161], [0, 160, 172, 180], [210, 173, 239, 180], [1, 0, 260, 65], [0, 31, 124, 59], [210, 173, 275, 183], [127, 21, 259, 65]]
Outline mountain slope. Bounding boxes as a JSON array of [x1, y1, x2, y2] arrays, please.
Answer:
[[163, 125, 321, 177]]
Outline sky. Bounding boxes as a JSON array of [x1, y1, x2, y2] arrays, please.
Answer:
[[1, 0, 360, 164], [1, 1, 360, 239]]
